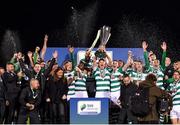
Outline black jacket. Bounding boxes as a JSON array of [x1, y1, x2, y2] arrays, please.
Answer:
[[2, 72, 20, 100], [0, 76, 5, 100], [164, 64, 174, 79], [120, 82, 137, 108], [19, 86, 41, 111], [45, 76, 68, 103]]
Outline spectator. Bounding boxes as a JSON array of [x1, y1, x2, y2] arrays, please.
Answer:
[[0, 67, 5, 123], [17, 79, 41, 124], [2, 63, 21, 124], [118, 74, 138, 124], [45, 67, 68, 123]]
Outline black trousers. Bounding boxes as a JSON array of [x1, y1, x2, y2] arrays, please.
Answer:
[[39, 101, 45, 123], [17, 108, 40, 124], [86, 78, 96, 98], [4, 97, 18, 124], [109, 101, 121, 124], [0, 100, 5, 123], [138, 120, 159, 124], [49, 101, 67, 124], [67, 100, 70, 124], [118, 108, 138, 124]]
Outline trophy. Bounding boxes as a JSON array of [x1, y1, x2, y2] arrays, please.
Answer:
[[95, 25, 111, 59], [100, 25, 111, 46]]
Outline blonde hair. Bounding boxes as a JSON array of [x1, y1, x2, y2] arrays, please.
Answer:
[[30, 78, 39, 85]]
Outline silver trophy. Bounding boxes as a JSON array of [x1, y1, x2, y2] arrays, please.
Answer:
[[100, 25, 111, 46]]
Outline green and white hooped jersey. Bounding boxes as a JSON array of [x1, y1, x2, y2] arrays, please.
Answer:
[[129, 71, 147, 81], [126, 68, 135, 75], [94, 67, 111, 92], [169, 80, 180, 107], [75, 73, 87, 91], [64, 70, 75, 96], [110, 68, 123, 92], [81, 58, 93, 69], [147, 68, 164, 90]]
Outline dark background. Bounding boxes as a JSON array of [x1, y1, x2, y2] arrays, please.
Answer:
[[0, 0, 179, 66]]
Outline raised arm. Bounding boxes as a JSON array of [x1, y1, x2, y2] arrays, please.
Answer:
[[33, 46, 40, 64], [122, 51, 133, 71], [10, 53, 18, 64], [44, 50, 58, 77], [27, 51, 34, 68], [142, 41, 150, 70], [68, 46, 76, 69], [106, 52, 113, 67], [18, 55, 32, 79], [40, 34, 48, 60], [160, 41, 167, 70], [10, 53, 21, 72], [75, 66, 83, 78]]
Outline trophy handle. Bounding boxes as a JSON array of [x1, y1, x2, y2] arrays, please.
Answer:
[[89, 30, 101, 51]]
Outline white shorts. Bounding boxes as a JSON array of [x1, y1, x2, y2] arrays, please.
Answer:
[[170, 106, 180, 119], [75, 91, 88, 98], [95, 91, 110, 98]]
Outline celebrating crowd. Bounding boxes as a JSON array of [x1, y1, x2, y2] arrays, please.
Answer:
[[0, 33, 179, 124]]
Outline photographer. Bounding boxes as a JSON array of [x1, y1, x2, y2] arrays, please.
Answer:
[[138, 74, 171, 124]]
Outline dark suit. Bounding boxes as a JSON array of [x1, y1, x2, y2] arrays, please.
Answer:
[[2, 72, 20, 124], [0, 76, 5, 123], [17, 87, 41, 124]]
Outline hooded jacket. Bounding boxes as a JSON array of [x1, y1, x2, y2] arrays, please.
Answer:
[[138, 80, 166, 121]]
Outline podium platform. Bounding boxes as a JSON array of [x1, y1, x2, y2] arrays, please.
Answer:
[[70, 98, 109, 124]]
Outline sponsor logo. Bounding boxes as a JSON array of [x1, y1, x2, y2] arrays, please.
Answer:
[[77, 101, 101, 115]]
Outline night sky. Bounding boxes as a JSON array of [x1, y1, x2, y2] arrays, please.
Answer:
[[0, 0, 179, 65]]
